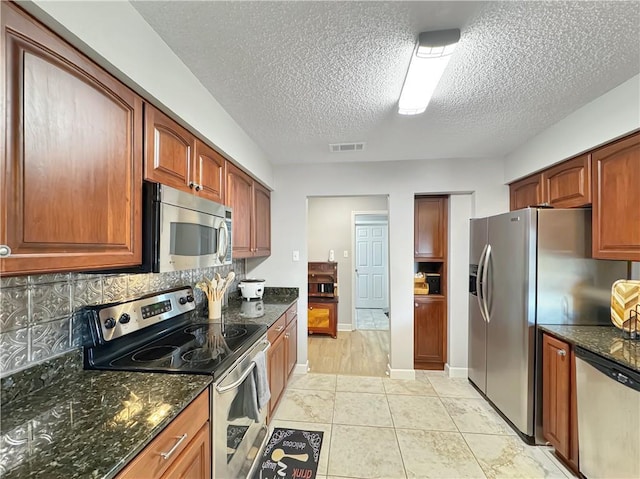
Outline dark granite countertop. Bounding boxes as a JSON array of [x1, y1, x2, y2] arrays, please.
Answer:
[[0, 351, 212, 479], [538, 324, 640, 372], [0, 288, 298, 479], [222, 289, 299, 328]]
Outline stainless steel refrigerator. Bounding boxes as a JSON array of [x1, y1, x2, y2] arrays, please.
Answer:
[[468, 208, 627, 442]]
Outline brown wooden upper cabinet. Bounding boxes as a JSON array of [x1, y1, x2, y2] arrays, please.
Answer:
[[1, 2, 143, 276], [511, 156, 591, 211], [591, 132, 640, 261], [543, 154, 591, 208], [414, 196, 447, 260], [509, 173, 545, 210], [144, 104, 224, 204], [225, 162, 271, 258]]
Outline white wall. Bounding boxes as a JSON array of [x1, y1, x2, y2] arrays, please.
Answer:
[[247, 158, 508, 376], [308, 196, 388, 330], [25, 0, 274, 187], [505, 75, 640, 182]]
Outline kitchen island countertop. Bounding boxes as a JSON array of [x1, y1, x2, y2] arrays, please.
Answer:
[[538, 324, 640, 372], [0, 350, 212, 479]]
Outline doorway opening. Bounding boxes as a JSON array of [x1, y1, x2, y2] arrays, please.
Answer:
[[306, 196, 390, 377]]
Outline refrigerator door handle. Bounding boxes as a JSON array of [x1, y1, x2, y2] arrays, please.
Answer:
[[481, 244, 492, 322], [476, 244, 489, 323]]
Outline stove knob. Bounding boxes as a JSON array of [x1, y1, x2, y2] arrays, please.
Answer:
[[186, 295, 194, 303], [179, 297, 188, 305], [104, 317, 116, 330], [119, 313, 131, 324]]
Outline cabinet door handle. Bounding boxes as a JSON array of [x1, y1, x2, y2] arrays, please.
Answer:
[[188, 181, 196, 189], [195, 184, 202, 191], [415, 303, 418, 307], [0, 245, 11, 257], [275, 326, 284, 332], [160, 433, 188, 460], [284, 333, 289, 339], [558, 349, 566, 357]]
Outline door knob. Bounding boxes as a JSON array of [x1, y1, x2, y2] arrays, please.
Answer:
[[558, 349, 566, 357]]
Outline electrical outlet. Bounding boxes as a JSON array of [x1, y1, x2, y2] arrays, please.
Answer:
[[343, 250, 349, 258], [292, 250, 300, 261]]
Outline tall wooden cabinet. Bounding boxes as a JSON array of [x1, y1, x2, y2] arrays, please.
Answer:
[[307, 262, 338, 338], [414, 196, 448, 370], [1, 2, 143, 276], [225, 162, 271, 258], [144, 104, 224, 204], [591, 132, 640, 261]]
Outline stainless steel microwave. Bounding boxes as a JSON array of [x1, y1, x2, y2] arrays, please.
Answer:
[[141, 182, 232, 272]]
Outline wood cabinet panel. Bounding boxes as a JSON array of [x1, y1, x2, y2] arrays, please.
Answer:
[[308, 300, 337, 338], [253, 182, 271, 256], [414, 296, 446, 369], [117, 390, 209, 479], [144, 104, 193, 189], [542, 333, 571, 459], [161, 422, 210, 479], [414, 197, 447, 260], [225, 162, 253, 257], [267, 332, 287, 419], [543, 154, 591, 208], [569, 349, 579, 470], [592, 132, 640, 261], [193, 139, 224, 203], [509, 174, 544, 210], [266, 302, 297, 422], [285, 317, 298, 377], [1, 2, 142, 275]]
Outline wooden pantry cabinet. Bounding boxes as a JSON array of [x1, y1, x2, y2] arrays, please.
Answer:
[[414, 197, 447, 260], [591, 132, 640, 261], [0, 2, 143, 276], [541, 333, 579, 473], [225, 161, 271, 258], [414, 296, 446, 370], [144, 104, 225, 204], [266, 302, 298, 422], [117, 389, 210, 479]]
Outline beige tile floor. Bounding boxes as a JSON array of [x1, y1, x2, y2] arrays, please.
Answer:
[[271, 371, 577, 479]]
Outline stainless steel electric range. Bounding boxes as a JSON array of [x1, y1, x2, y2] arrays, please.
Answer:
[[81, 286, 270, 479]]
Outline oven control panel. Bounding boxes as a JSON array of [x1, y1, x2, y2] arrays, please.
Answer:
[[95, 287, 196, 342]]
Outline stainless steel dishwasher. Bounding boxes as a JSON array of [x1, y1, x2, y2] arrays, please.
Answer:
[[575, 346, 640, 478]]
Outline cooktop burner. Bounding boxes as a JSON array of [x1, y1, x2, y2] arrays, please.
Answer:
[[132, 345, 179, 362]]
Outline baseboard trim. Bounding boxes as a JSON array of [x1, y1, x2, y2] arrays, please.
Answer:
[[445, 364, 468, 378], [388, 368, 416, 380], [293, 361, 309, 374], [337, 323, 353, 331]]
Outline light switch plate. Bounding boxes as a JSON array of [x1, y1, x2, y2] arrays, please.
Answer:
[[292, 250, 300, 261], [343, 250, 349, 258]]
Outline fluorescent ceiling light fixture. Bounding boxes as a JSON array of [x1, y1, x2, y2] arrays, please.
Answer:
[[398, 29, 460, 115]]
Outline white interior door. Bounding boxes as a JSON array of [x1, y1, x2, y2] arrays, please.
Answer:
[[355, 222, 388, 309]]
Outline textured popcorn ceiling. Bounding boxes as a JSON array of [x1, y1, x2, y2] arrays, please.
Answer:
[[131, 1, 640, 165]]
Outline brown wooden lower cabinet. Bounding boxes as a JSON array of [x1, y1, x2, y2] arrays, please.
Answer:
[[116, 389, 210, 479], [307, 299, 338, 338], [267, 302, 298, 421], [414, 296, 446, 370], [541, 333, 579, 473]]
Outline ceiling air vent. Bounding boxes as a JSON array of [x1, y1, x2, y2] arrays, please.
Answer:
[[329, 142, 365, 153]]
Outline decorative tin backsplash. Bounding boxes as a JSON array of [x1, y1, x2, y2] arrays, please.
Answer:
[[0, 260, 246, 376]]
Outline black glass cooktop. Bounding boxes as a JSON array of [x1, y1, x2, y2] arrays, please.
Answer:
[[90, 322, 266, 378]]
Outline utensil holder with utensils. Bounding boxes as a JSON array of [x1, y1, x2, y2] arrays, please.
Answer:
[[196, 271, 236, 320]]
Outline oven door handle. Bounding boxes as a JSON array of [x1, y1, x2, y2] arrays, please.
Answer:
[[216, 340, 271, 394]]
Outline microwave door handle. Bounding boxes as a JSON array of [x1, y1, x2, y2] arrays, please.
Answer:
[[476, 244, 488, 323], [217, 220, 229, 261]]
